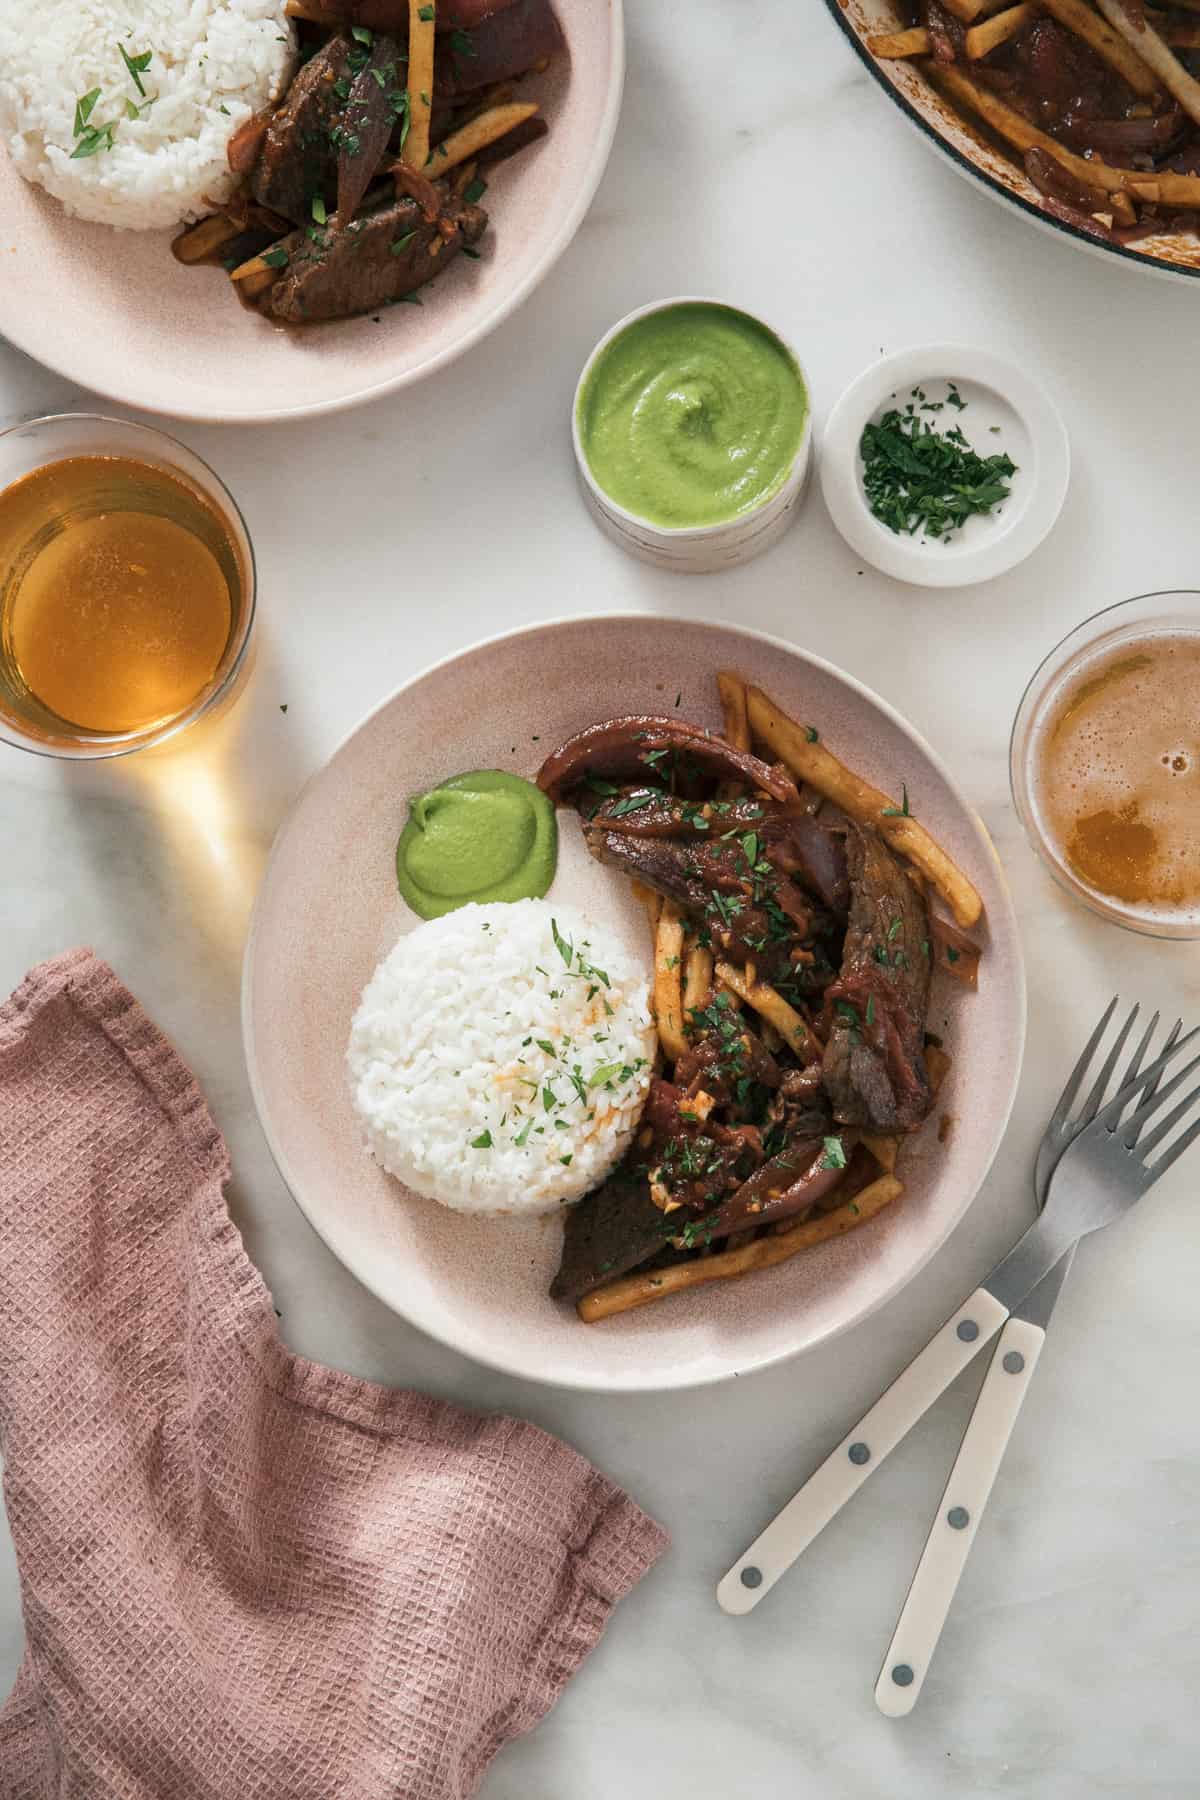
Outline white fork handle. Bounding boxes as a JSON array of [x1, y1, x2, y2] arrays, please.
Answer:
[[717, 1288, 1008, 1615], [875, 1314, 1047, 1716]]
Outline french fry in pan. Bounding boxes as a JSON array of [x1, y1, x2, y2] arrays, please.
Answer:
[[1092, 0, 1200, 127], [745, 684, 984, 930], [578, 1176, 904, 1322], [867, 26, 930, 56], [966, 3, 1034, 59], [1037, 0, 1158, 96]]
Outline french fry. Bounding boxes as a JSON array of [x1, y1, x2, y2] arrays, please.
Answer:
[[654, 901, 688, 1062], [1125, 169, 1200, 207], [228, 250, 278, 282], [929, 62, 1134, 195], [1038, 0, 1158, 96], [867, 26, 930, 56], [745, 684, 984, 929], [578, 1176, 903, 1321], [716, 671, 750, 751], [862, 1133, 899, 1173], [940, 0, 1011, 20], [925, 1042, 953, 1092], [714, 961, 815, 1061], [1092, 0, 1200, 127], [172, 214, 242, 264], [966, 3, 1034, 58], [404, 0, 437, 170], [683, 937, 714, 1020], [425, 101, 539, 174]]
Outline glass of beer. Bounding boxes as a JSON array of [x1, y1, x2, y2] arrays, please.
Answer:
[[0, 414, 255, 759], [1011, 591, 1200, 938]]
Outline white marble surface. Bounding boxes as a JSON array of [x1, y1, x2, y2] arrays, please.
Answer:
[[3, 6, 1200, 1795]]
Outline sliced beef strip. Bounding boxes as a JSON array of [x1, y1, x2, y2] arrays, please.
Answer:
[[266, 195, 486, 323], [252, 35, 351, 224], [434, 0, 563, 97], [538, 716, 800, 807], [551, 1159, 674, 1301], [821, 824, 932, 1133], [582, 826, 802, 985]]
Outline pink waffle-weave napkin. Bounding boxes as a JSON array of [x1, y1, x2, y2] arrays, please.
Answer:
[[0, 950, 668, 1799]]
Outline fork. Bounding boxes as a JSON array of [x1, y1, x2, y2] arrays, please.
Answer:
[[716, 1001, 1200, 1666], [874, 1000, 1189, 1713]]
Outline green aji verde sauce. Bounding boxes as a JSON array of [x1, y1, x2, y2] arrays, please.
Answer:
[[576, 302, 808, 529], [396, 770, 557, 919]]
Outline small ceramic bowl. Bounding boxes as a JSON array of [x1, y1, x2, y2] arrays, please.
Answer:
[[820, 345, 1069, 588], [571, 297, 813, 574]]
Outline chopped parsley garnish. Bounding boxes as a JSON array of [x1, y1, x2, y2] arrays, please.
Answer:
[[821, 1135, 848, 1171], [860, 398, 1015, 541], [470, 1130, 492, 1149], [351, 24, 373, 42], [806, 726, 819, 743], [450, 27, 477, 54], [834, 1000, 860, 1027], [461, 246, 481, 259], [311, 194, 328, 225], [118, 44, 153, 96], [261, 245, 289, 269], [887, 917, 902, 941], [609, 792, 655, 818], [73, 88, 101, 135], [513, 1117, 534, 1147], [418, 3, 435, 16], [946, 945, 961, 964], [881, 784, 911, 819]]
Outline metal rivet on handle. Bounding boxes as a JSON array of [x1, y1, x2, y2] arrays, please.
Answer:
[[957, 1319, 979, 1342], [848, 1441, 870, 1465], [1003, 1351, 1025, 1374], [947, 1506, 969, 1530], [892, 1664, 914, 1687], [740, 1566, 763, 1589]]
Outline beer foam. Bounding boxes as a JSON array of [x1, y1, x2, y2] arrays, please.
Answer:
[[1030, 632, 1200, 925]]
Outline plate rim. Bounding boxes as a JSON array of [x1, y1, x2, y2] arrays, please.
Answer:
[[242, 611, 1028, 1392], [0, 0, 626, 426]]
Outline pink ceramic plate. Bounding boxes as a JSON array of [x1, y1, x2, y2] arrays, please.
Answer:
[[243, 616, 1026, 1392], [0, 3, 621, 424]]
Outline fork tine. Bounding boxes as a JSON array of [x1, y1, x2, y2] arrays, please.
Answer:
[[1079, 1002, 1140, 1125], [1091, 1029, 1200, 1135], [1143, 1097, 1200, 1180], [1048, 995, 1120, 1136], [1126, 1018, 1178, 1145], [1115, 1015, 1165, 1137], [1133, 1079, 1200, 1160], [1112, 1052, 1200, 1144]]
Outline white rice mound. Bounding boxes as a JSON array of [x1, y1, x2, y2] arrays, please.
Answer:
[[0, 0, 296, 231], [347, 901, 657, 1218]]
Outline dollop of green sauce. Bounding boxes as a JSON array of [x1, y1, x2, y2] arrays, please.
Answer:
[[396, 770, 558, 919], [576, 301, 808, 529]]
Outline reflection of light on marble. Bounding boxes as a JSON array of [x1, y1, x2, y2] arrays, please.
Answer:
[[130, 735, 260, 954]]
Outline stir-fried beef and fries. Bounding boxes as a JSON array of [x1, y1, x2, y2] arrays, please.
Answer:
[[869, 0, 1200, 244], [535, 676, 984, 1324], [174, 0, 561, 322]]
